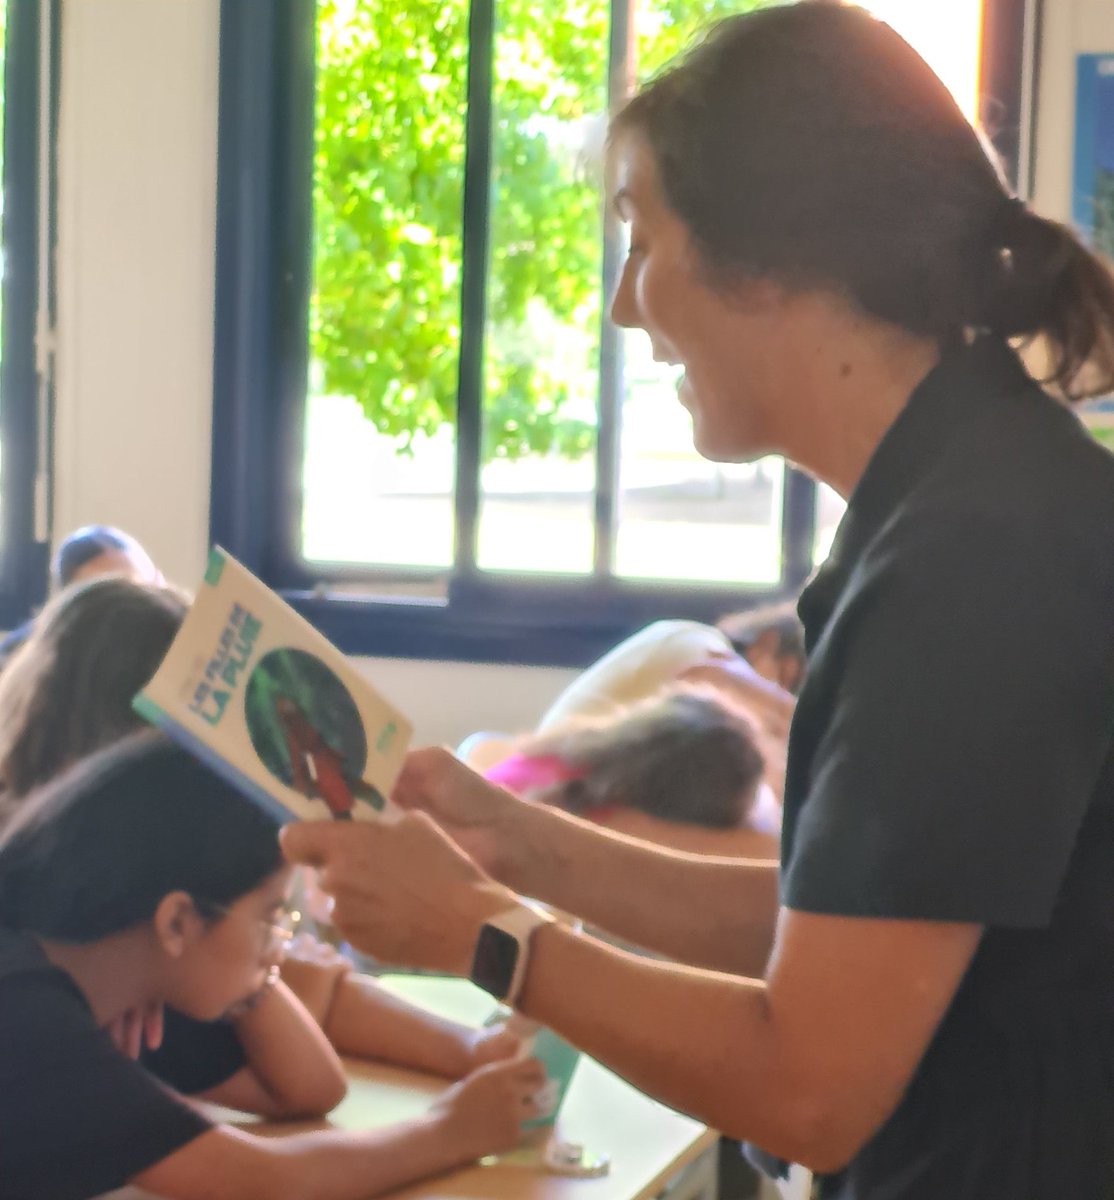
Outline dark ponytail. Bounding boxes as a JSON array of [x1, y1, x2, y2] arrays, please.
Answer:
[[612, 1, 1114, 400], [981, 203, 1114, 398]]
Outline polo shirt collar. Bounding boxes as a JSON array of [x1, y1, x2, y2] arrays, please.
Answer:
[[799, 335, 1031, 649]]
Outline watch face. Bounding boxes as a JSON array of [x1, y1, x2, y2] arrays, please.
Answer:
[[470, 925, 519, 1000]]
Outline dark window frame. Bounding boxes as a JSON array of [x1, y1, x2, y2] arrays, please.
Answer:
[[211, 0, 1033, 668], [0, 0, 55, 627]]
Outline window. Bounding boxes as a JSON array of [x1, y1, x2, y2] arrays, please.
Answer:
[[213, 0, 1033, 666], [0, 0, 53, 627]]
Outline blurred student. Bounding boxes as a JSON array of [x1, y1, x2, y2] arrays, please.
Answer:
[[0, 735, 544, 1200], [716, 601, 806, 696], [0, 523, 163, 671], [487, 685, 778, 858], [0, 575, 524, 1101]]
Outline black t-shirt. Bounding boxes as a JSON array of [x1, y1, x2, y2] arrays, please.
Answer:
[[0, 928, 212, 1200], [141, 1007, 248, 1095], [778, 337, 1114, 1199]]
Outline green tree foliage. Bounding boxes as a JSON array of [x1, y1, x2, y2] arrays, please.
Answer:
[[312, 0, 769, 461]]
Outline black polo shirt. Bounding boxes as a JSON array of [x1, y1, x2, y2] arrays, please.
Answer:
[[0, 928, 212, 1200], [781, 337, 1114, 1199]]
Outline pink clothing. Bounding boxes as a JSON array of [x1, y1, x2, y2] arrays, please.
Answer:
[[483, 753, 580, 794]]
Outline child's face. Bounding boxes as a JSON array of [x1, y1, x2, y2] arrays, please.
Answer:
[[160, 865, 294, 1022]]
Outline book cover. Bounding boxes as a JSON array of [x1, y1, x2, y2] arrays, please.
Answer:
[[134, 548, 411, 824]]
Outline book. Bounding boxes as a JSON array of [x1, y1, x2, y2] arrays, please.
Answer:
[[134, 547, 411, 824]]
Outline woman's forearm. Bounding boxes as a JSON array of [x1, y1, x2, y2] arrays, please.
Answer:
[[516, 925, 813, 1164], [499, 802, 780, 975]]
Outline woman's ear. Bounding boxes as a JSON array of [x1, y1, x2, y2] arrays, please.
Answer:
[[152, 891, 203, 958]]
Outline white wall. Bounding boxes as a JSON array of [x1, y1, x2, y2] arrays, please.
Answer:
[[55, 0, 219, 590], [51, 0, 1112, 745]]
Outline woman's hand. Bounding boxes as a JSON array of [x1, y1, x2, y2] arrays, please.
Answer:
[[281, 811, 516, 974], [429, 1056, 548, 1161], [391, 747, 532, 880]]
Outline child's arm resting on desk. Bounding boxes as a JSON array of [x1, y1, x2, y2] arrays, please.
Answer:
[[135, 1056, 547, 1200], [197, 979, 347, 1118], [280, 948, 520, 1077]]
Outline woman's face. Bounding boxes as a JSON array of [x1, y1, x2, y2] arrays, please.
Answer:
[[608, 134, 799, 463], [160, 865, 293, 1022]]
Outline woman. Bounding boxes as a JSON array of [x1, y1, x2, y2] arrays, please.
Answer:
[[0, 576, 526, 1108], [283, 4, 1114, 1198], [0, 734, 545, 1200]]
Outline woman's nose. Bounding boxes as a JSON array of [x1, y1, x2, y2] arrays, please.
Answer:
[[609, 262, 638, 329]]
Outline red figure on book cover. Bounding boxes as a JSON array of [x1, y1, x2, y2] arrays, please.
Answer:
[[274, 696, 356, 819]]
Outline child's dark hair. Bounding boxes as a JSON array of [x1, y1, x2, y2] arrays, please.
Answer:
[[0, 576, 186, 801], [0, 733, 282, 943], [525, 687, 765, 829]]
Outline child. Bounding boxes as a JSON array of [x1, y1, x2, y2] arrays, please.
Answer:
[[0, 734, 545, 1200], [0, 576, 524, 1111], [487, 685, 779, 857]]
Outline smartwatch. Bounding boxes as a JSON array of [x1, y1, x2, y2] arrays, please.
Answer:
[[469, 900, 555, 1007]]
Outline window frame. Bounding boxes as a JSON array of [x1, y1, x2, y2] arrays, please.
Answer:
[[211, 0, 1034, 668], [0, 0, 55, 628]]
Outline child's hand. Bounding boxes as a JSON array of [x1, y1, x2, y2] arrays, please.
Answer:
[[106, 1001, 164, 1058], [466, 1023, 523, 1071], [431, 1057, 547, 1160]]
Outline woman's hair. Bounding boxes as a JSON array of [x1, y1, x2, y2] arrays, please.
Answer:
[[610, 1, 1114, 399], [0, 732, 282, 943], [0, 577, 187, 801], [523, 686, 766, 829]]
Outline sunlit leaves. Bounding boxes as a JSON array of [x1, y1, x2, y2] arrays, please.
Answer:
[[312, 0, 770, 460]]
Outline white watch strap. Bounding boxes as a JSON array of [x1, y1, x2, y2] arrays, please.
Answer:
[[486, 899, 555, 1007]]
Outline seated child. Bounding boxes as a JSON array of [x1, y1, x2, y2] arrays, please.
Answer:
[[715, 599, 806, 695], [0, 522, 164, 674], [0, 576, 524, 1115], [531, 617, 796, 799], [0, 734, 545, 1200], [487, 685, 779, 858]]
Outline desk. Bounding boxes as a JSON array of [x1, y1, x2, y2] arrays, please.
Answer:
[[105, 975, 717, 1200]]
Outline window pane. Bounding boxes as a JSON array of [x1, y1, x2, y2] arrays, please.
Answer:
[[475, 0, 608, 575], [615, 337, 784, 585], [614, 0, 783, 587], [303, 0, 466, 570]]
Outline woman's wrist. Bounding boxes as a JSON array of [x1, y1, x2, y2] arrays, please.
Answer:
[[489, 791, 557, 894]]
